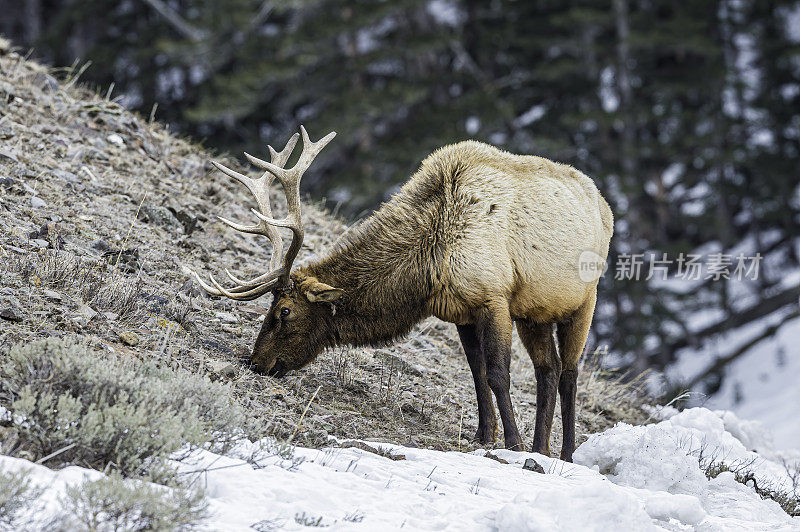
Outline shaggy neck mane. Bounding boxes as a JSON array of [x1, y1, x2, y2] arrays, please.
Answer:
[[301, 193, 439, 350]]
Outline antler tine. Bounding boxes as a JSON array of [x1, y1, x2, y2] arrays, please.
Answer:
[[190, 266, 282, 300], [244, 132, 299, 182], [223, 268, 283, 291], [246, 127, 336, 186], [194, 127, 334, 301], [251, 126, 336, 278], [270, 131, 299, 168], [207, 271, 279, 301]]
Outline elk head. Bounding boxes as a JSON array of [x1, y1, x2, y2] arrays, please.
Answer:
[[190, 126, 341, 376]]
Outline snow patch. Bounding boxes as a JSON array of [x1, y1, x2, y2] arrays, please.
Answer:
[[1, 408, 797, 531]]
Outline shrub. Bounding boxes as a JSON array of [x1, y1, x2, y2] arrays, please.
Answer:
[[0, 467, 43, 531], [55, 474, 207, 532], [0, 337, 249, 483], [701, 456, 800, 517]]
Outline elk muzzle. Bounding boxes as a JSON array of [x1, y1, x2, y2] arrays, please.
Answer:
[[266, 360, 287, 378]]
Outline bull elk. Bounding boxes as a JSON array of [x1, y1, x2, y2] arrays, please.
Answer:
[[191, 126, 613, 461]]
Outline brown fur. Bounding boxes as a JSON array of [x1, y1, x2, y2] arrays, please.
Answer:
[[252, 140, 613, 460]]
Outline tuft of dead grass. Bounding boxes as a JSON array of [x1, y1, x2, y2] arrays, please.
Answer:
[[698, 452, 800, 517]]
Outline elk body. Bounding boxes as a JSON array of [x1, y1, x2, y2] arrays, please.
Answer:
[[193, 127, 613, 461]]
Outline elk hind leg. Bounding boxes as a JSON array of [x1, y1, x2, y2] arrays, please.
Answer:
[[556, 290, 597, 462], [518, 320, 560, 456]]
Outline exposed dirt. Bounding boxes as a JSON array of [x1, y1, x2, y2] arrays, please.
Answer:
[[0, 38, 648, 453]]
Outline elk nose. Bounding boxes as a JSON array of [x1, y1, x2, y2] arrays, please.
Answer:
[[267, 360, 287, 378]]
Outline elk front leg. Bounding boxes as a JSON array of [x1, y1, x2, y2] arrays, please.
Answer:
[[518, 320, 560, 457], [478, 301, 523, 451], [457, 324, 497, 444]]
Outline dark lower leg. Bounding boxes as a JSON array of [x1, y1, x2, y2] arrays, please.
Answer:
[[479, 306, 522, 451], [557, 292, 596, 462], [487, 365, 523, 450], [532, 365, 558, 456], [457, 324, 496, 444], [558, 369, 578, 462]]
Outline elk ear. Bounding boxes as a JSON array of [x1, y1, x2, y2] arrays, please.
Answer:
[[304, 281, 344, 303]]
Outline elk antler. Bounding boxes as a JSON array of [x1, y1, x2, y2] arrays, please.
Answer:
[[191, 126, 336, 301]]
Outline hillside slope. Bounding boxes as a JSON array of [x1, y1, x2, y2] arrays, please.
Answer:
[[0, 39, 645, 451]]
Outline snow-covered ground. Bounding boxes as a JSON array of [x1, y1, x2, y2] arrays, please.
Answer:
[[2, 408, 798, 531]]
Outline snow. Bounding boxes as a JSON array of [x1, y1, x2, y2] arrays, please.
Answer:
[[1, 408, 797, 531], [675, 313, 800, 450]]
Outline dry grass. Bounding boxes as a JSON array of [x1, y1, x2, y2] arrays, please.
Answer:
[[692, 445, 800, 517], [0, 38, 648, 453]]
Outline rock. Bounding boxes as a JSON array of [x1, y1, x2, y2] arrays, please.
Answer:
[[107, 133, 125, 147], [75, 303, 98, 326], [522, 458, 545, 473], [52, 169, 79, 184], [30, 196, 47, 208], [91, 239, 111, 253], [339, 441, 406, 461], [166, 204, 199, 235], [484, 452, 510, 464], [0, 176, 15, 187], [208, 360, 237, 379], [373, 350, 423, 376], [103, 247, 140, 273], [43, 290, 63, 300], [0, 149, 19, 163], [29, 222, 52, 240], [28, 222, 63, 250], [0, 308, 23, 322], [137, 205, 180, 231], [215, 311, 239, 323], [118, 330, 139, 346], [91, 238, 111, 253], [221, 325, 241, 335]]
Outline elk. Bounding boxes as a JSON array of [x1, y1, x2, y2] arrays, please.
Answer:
[[191, 126, 613, 461]]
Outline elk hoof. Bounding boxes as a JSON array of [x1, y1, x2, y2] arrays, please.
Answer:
[[473, 424, 497, 444], [505, 438, 525, 451], [530, 443, 552, 457]]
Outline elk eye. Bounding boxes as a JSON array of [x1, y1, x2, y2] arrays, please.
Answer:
[[280, 307, 291, 318]]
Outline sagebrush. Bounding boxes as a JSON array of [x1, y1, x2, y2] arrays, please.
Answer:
[[700, 453, 800, 517], [0, 467, 43, 531], [0, 337, 249, 483], [55, 474, 208, 532]]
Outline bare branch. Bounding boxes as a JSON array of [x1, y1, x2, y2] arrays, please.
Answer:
[[141, 0, 208, 42]]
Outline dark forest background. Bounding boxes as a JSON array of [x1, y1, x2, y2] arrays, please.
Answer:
[[2, 0, 799, 399]]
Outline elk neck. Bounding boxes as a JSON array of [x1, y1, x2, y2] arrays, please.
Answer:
[[300, 197, 441, 350]]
